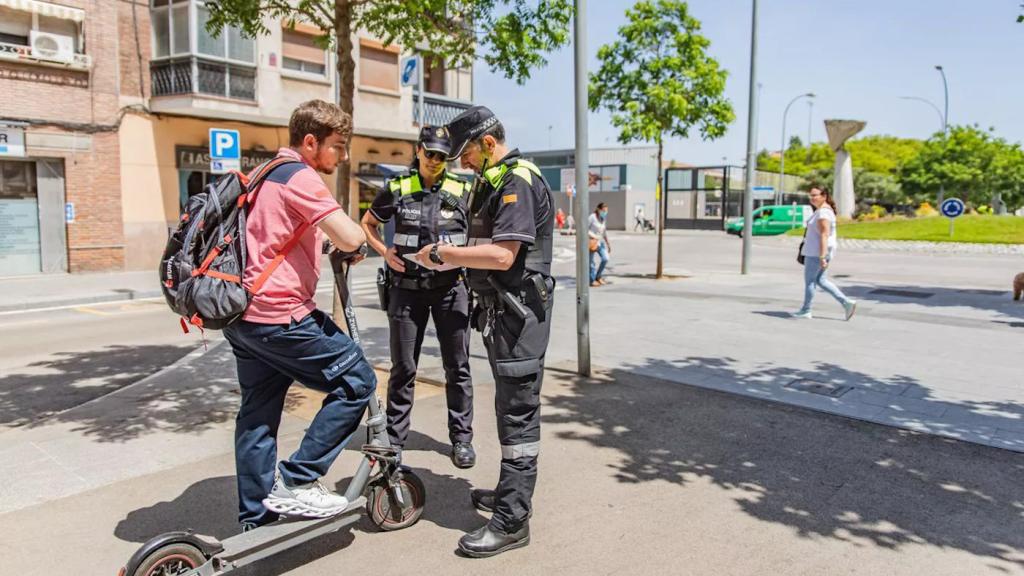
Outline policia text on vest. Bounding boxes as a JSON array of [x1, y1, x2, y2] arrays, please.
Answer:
[[359, 125, 477, 470], [414, 106, 555, 558]]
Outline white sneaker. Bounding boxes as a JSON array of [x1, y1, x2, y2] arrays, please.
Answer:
[[844, 300, 857, 321], [263, 477, 349, 519], [791, 310, 813, 319]]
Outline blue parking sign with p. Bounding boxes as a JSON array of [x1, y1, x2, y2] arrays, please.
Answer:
[[209, 128, 241, 174]]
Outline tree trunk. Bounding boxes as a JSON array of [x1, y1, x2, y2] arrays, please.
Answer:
[[333, 0, 355, 323], [655, 137, 664, 279]]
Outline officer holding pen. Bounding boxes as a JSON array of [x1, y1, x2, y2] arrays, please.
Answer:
[[416, 106, 555, 558], [360, 126, 476, 469]]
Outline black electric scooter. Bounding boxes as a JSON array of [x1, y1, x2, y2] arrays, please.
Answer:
[[120, 246, 425, 576]]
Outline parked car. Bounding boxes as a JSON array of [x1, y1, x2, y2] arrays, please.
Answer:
[[725, 204, 812, 236]]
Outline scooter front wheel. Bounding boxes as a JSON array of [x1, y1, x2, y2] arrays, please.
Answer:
[[129, 542, 206, 576], [367, 469, 426, 531]]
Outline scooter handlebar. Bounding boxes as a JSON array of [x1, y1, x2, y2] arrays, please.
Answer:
[[329, 243, 368, 272]]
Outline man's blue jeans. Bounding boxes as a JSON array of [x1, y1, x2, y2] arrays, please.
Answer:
[[224, 309, 376, 526], [590, 241, 609, 283], [799, 254, 850, 313]]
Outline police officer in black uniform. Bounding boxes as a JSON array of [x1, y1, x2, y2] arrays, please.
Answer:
[[360, 125, 476, 469], [416, 106, 555, 558]]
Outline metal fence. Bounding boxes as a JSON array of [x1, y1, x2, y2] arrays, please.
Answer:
[[152, 57, 256, 101], [412, 93, 472, 126]]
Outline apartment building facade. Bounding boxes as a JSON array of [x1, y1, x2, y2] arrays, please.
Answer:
[[0, 0, 136, 274], [0, 0, 473, 275]]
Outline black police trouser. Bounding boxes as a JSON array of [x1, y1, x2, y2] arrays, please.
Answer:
[[386, 281, 473, 448], [479, 286, 554, 533]]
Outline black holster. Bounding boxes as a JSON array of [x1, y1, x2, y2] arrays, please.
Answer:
[[376, 267, 391, 311]]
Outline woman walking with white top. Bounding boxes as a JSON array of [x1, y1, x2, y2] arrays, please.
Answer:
[[588, 202, 611, 287], [793, 188, 856, 320]]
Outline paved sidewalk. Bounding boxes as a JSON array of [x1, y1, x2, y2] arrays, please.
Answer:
[[0, 270, 163, 313], [1, 353, 1021, 575]]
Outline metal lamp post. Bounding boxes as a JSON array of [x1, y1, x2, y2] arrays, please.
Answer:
[[898, 96, 945, 133], [777, 92, 814, 204], [935, 65, 948, 134]]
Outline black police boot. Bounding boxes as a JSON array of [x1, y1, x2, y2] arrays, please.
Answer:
[[458, 522, 530, 558], [470, 488, 495, 513], [451, 442, 476, 469]]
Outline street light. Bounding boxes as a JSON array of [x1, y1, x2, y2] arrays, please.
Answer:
[[778, 92, 815, 203], [935, 65, 948, 134], [898, 96, 945, 134]]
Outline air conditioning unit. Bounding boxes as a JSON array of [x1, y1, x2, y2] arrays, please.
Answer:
[[30, 31, 76, 64]]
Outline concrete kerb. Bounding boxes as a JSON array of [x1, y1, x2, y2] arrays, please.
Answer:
[[0, 290, 164, 314]]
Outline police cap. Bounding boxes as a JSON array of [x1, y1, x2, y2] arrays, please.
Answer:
[[418, 125, 451, 156], [445, 105, 499, 160]]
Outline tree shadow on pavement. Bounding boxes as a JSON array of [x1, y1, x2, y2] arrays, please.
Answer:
[[5, 342, 250, 442], [0, 344, 197, 429], [543, 360, 1024, 568]]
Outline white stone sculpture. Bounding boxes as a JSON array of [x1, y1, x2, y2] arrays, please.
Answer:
[[824, 119, 866, 218]]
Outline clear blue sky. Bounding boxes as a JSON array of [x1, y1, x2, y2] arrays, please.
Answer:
[[473, 0, 1024, 166]]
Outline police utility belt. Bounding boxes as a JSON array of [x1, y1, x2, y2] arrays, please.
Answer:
[[375, 266, 463, 310]]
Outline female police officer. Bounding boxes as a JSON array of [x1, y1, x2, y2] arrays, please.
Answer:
[[359, 126, 476, 469]]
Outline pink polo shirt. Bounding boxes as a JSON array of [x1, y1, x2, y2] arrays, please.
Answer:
[[242, 147, 341, 324]]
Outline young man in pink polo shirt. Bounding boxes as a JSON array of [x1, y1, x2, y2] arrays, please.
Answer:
[[224, 100, 372, 530]]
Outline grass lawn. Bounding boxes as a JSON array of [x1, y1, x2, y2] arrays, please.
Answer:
[[785, 215, 1024, 244]]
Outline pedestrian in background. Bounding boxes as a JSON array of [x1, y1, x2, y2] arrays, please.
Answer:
[[793, 187, 856, 320], [556, 207, 566, 231], [589, 202, 611, 287]]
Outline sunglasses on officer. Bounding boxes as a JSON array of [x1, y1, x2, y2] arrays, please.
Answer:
[[420, 146, 447, 162]]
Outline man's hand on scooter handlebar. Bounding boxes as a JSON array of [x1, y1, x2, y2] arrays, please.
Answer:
[[328, 243, 368, 270]]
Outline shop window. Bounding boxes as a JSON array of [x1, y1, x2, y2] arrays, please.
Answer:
[[282, 28, 326, 76], [588, 166, 622, 193], [0, 161, 37, 199], [359, 41, 398, 91], [0, 8, 32, 46]]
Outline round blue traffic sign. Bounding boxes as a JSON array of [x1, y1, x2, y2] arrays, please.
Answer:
[[940, 198, 965, 218]]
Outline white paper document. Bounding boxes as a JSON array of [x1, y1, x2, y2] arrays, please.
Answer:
[[402, 253, 460, 272]]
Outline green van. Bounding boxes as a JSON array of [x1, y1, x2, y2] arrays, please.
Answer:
[[725, 204, 812, 236]]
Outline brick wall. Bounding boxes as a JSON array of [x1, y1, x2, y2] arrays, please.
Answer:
[[0, 0, 148, 272]]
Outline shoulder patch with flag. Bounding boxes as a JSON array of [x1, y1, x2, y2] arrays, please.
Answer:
[[502, 194, 518, 204]]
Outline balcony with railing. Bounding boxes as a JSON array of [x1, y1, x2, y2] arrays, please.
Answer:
[[151, 57, 256, 101], [412, 93, 472, 127], [0, 41, 91, 70]]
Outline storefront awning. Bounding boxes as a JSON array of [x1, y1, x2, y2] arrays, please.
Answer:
[[0, 0, 84, 22]]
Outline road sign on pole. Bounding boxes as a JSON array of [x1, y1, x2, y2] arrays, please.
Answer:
[[940, 197, 965, 237], [400, 55, 420, 87], [209, 128, 241, 174]]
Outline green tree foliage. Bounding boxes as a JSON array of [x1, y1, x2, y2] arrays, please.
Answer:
[[204, 0, 572, 205], [802, 167, 902, 206], [756, 141, 832, 176], [588, 0, 733, 276], [757, 135, 922, 178], [205, 0, 571, 318], [902, 125, 1024, 211]]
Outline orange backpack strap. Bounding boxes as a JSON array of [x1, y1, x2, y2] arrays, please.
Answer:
[[248, 221, 312, 295]]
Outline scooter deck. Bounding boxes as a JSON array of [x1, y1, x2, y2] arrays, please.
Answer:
[[206, 496, 367, 573]]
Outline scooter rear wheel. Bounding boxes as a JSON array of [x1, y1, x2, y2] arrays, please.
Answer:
[[131, 542, 206, 576], [367, 470, 426, 531]]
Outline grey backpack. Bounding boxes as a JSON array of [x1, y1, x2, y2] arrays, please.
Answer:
[[159, 158, 301, 332]]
